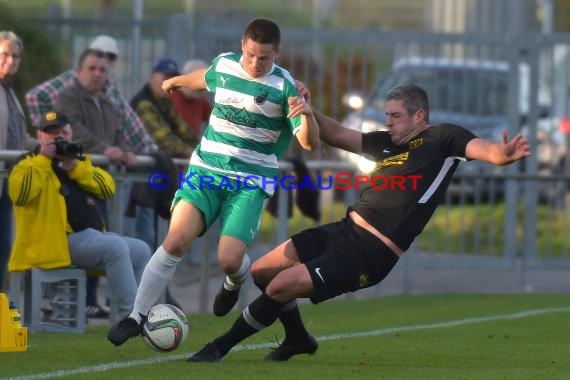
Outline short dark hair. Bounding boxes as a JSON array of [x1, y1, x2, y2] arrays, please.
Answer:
[[243, 18, 281, 50], [77, 48, 106, 68], [386, 84, 430, 123]]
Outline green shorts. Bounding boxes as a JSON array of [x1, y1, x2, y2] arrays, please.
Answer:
[[172, 166, 268, 245]]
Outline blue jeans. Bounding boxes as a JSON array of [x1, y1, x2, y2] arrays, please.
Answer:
[[0, 179, 12, 291], [67, 229, 151, 319], [124, 205, 156, 250]]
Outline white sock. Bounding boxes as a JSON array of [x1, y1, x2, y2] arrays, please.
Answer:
[[130, 245, 181, 323], [224, 254, 251, 291]]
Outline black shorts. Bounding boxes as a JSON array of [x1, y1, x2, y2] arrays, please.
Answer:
[[291, 217, 399, 304]]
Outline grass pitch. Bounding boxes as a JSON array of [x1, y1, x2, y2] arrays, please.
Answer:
[[1, 294, 568, 380]]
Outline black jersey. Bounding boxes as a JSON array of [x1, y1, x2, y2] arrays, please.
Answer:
[[349, 123, 476, 251]]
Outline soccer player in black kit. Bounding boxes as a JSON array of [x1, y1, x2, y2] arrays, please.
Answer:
[[187, 84, 531, 362]]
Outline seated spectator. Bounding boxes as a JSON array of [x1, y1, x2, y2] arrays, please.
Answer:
[[170, 59, 213, 138], [7, 112, 151, 320], [0, 30, 36, 291], [25, 35, 153, 155]]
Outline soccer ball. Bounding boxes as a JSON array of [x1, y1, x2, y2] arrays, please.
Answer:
[[142, 304, 189, 352]]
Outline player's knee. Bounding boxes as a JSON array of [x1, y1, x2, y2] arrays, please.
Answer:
[[264, 276, 295, 302], [163, 232, 193, 257], [217, 254, 243, 274]]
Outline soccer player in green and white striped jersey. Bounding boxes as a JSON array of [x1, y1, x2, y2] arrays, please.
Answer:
[[107, 18, 319, 347]]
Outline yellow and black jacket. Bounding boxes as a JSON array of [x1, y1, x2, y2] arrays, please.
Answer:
[[7, 154, 115, 271]]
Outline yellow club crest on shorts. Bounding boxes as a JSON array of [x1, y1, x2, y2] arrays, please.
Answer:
[[359, 273, 370, 288]]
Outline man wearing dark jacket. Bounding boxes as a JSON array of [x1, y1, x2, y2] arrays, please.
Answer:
[[131, 58, 198, 159]]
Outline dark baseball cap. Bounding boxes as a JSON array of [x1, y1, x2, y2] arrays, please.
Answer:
[[152, 58, 180, 76], [39, 111, 69, 130]]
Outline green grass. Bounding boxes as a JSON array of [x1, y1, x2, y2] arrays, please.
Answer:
[[1, 294, 569, 379]]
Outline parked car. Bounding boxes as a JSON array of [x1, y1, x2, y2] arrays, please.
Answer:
[[339, 57, 564, 199]]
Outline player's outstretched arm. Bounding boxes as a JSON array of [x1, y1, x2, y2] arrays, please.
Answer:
[[294, 79, 362, 155], [466, 130, 531, 165], [162, 67, 207, 94], [313, 107, 363, 155]]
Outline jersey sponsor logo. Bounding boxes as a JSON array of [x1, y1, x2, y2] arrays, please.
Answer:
[[254, 91, 269, 105], [409, 138, 424, 149], [218, 96, 244, 105], [219, 106, 257, 127], [220, 76, 230, 86], [375, 151, 409, 170], [315, 267, 325, 283]]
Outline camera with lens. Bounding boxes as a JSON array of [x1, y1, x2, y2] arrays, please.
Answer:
[[54, 138, 85, 160]]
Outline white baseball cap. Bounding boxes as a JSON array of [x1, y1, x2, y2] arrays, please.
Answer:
[[90, 35, 119, 56], [182, 59, 208, 74]]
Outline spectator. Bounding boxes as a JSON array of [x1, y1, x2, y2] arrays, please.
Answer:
[[127, 57, 198, 247], [170, 59, 213, 138], [54, 48, 136, 165], [25, 35, 153, 155], [7, 111, 151, 320], [25, 35, 149, 269], [0, 30, 36, 291], [54, 47, 136, 318], [131, 58, 198, 159]]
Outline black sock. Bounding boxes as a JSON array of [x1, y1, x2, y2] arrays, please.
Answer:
[[253, 282, 308, 343], [279, 302, 309, 344], [213, 293, 286, 356]]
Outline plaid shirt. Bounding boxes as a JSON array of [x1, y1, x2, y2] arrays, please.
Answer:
[[134, 95, 198, 158], [25, 70, 154, 154]]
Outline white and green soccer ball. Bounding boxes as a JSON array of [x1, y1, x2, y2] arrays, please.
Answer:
[[142, 304, 189, 352]]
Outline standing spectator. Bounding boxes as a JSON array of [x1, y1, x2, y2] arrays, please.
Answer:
[[8, 112, 150, 320], [170, 59, 213, 138], [55, 48, 136, 165], [131, 58, 198, 159], [0, 31, 35, 291], [128, 57, 198, 247], [54, 47, 135, 318], [25, 35, 153, 155]]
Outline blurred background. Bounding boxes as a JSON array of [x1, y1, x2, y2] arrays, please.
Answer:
[[2, 0, 570, 307]]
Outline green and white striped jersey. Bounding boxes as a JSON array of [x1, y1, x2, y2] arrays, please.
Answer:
[[189, 52, 302, 195]]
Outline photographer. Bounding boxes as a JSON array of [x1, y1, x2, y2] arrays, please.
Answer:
[[7, 112, 151, 320]]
